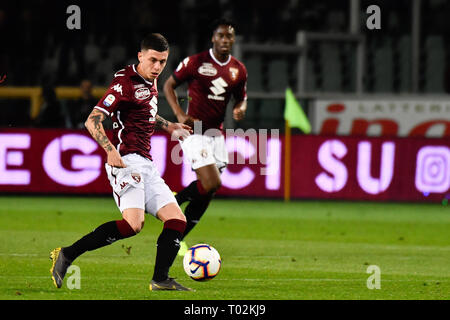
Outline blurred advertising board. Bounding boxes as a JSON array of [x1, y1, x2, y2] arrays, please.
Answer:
[[312, 99, 450, 138], [0, 129, 448, 203], [289, 135, 448, 202]]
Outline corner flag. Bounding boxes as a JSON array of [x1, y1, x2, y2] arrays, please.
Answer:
[[283, 88, 311, 133], [283, 88, 311, 202]]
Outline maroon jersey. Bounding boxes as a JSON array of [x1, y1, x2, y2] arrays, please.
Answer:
[[94, 64, 158, 160], [173, 49, 247, 132]]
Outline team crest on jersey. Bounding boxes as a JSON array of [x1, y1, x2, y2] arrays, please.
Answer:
[[200, 149, 208, 158], [103, 94, 116, 107], [229, 67, 239, 81], [198, 63, 217, 76], [131, 173, 141, 184], [135, 87, 150, 100]]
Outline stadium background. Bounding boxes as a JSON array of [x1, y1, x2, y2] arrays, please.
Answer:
[[0, 0, 448, 203], [0, 0, 449, 302]]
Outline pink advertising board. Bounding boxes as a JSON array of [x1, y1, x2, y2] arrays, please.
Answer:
[[0, 129, 448, 202]]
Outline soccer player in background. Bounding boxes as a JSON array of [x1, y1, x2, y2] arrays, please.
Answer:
[[50, 33, 194, 291], [163, 19, 248, 255]]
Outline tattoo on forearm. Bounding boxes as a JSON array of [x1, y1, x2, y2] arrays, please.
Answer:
[[87, 111, 113, 152], [155, 115, 169, 129], [91, 114, 103, 131], [94, 131, 113, 152]]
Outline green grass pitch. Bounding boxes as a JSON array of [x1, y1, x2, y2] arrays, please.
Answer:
[[0, 196, 448, 300]]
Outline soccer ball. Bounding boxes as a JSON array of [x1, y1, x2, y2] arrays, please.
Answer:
[[183, 244, 221, 281]]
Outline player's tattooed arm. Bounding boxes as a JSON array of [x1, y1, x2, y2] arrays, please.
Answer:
[[155, 114, 170, 130], [156, 114, 192, 140], [85, 109, 113, 152], [85, 109, 126, 168]]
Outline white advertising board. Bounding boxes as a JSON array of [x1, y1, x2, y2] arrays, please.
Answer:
[[313, 99, 450, 137]]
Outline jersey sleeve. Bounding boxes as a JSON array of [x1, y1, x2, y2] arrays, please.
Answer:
[[233, 65, 248, 103], [94, 71, 127, 117], [172, 56, 195, 84]]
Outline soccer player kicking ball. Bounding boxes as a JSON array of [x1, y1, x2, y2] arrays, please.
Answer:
[[163, 19, 248, 256], [50, 33, 193, 291]]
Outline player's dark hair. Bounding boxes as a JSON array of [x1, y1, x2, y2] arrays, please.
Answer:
[[140, 33, 169, 52], [211, 18, 236, 34]]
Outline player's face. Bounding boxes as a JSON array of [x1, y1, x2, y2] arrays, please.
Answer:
[[212, 25, 235, 56], [137, 49, 169, 80]]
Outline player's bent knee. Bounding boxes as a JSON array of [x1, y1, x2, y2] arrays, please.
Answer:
[[157, 202, 186, 222], [122, 208, 145, 233], [123, 218, 144, 234], [212, 179, 222, 193], [203, 179, 221, 194], [131, 220, 145, 233]]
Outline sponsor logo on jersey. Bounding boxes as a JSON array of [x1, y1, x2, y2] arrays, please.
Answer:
[[149, 107, 157, 122], [133, 84, 145, 89], [198, 63, 217, 76], [103, 94, 116, 107], [149, 96, 158, 112], [207, 94, 225, 101], [111, 84, 123, 95], [208, 77, 227, 100], [229, 67, 239, 81], [135, 87, 151, 100]]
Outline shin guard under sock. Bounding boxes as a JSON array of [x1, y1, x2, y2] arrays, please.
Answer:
[[152, 219, 186, 282], [175, 180, 200, 205], [182, 193, 213, 240], [62, 219, 136, 262], [175, 180, 210, 204]]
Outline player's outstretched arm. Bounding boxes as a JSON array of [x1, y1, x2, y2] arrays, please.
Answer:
[[163, 76, 198, 127], [233, 100, 247, 121], [85, 109, 126, 168], [155, 114, 192, 141]]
